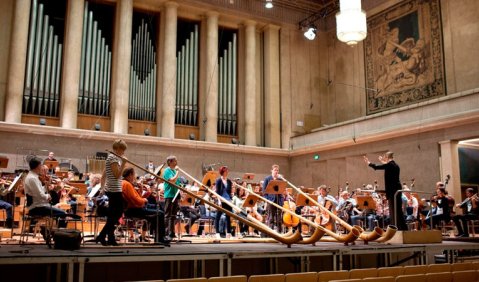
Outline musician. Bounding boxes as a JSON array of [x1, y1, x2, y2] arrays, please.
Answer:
[[43, 151, 57, 174], [0, 179, 13, 228], [24, 156, 67, 228], [122, 167, 168, 243], [402, 186, 418, 222], [453, 188, 478, 237], [214, 166, 233, 238], [145, 160, 156, 179], [163, 155, 181, 240], [97, 139, 127, 246], [425, 186, 450, 229], [364, 152, 407, 230], [262, 164, 284, 232]]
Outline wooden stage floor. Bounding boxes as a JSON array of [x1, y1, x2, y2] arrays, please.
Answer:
[[1, 233, 479, 282]]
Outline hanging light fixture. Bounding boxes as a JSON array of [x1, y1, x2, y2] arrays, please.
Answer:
[[265, 0, 273, 9], [304, 25, 317, 41], [336, 0, 367, 46]]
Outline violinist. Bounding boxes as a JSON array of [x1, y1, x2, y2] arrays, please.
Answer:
[[24, 156, 67, 229], [122, 167, 168, 243], [0, 178, 13, 228], [453, 188, 478, 237], [425, 186, 450, 229]]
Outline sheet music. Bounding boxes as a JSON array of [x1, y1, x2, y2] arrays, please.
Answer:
[[87, 183, 101, 198]]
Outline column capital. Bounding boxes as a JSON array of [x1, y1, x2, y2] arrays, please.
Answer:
[[164, 1, 179, 9], [263, 24, 281, 32], [243, 19, 257, 27], [206, 11, 219, 18]]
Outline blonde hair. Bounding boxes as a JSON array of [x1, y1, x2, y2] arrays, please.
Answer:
[[112, 139, 127, 151]]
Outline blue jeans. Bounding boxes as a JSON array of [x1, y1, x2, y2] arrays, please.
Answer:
[[0, 199, 13, 219]]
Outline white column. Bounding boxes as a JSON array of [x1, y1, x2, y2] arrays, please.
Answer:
[[204, 12, 219, 143], [4, 0, 31, 123], [244, 20, 256, 146], [60, 0, 84, 129], [263, 25, 281, 148], [110, 0, 132, 134], [160, 1, 178, 138], [439, 140, 461, 205]]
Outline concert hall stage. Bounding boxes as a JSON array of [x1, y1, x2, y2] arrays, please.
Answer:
[[1, 237, 479, 282]]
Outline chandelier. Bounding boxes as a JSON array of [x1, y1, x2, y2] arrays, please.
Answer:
[[335, 0, 367, 46]]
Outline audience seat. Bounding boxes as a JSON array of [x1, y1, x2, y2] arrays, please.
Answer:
[[318, 270, 350, 282], [284, 272, 317, 282]]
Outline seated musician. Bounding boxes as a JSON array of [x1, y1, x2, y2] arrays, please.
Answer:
[[425, 186, 450, 229], [232, 185, 249, 236], [351, 188, 376, 230], [453, 187, 478, 237], [316, 185, 338, 230], [24, 157, 69, 230], [402, 186, 418, 222], [336, 191, 355, 225], [0, 179, 13, 228], [122, 167, 168, 243]]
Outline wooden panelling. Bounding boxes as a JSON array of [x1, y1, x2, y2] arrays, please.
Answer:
[[77, 115, 111, 132], [22, 115, 60, 127]]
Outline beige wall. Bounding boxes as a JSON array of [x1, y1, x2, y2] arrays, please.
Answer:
[[0, 0, 14, 121]]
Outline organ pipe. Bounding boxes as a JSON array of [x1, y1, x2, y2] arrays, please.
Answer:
[[78, 2, 111, 117], [217, 32, 237, 135], [23, 0, 63, 117], [129, 18, 156, 121]]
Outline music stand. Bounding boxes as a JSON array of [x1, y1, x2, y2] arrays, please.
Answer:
[[243, 173, 255, 181], [296, 194, 316, 207], [356, 195, 376, 210], [202, 171, 219, 187], [242, 194, 259, 208], [0, 156, 8, 168], [264, 180, 287, 195], [44, 160, 59, 172]]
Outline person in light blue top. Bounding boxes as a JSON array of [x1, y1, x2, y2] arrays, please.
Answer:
[[163, 156, 180, 239]]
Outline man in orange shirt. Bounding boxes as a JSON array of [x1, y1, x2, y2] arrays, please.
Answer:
[[122, 167, 169, 244]]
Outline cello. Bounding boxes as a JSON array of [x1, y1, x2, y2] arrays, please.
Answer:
[[283, 198, 299, 228]]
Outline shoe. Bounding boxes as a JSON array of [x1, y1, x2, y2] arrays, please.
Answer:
[[140, 236, 150, 242], [169, 233, 177, 238], [5, 218, 13, 229], [95, 236, 108, 246], [108, 240, 120, 246], [185, 225, 190, 234], [163, 235, 172, 242]]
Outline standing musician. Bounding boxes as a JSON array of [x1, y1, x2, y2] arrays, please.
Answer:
[[163, 155, 180, 240], [121, 167, 168, 243], [97, 139, 127, 246], [453, 187, 478, 237], [364, 151, 407, 230], [214, 166, 233, 238], [262, 164, 284, 232]]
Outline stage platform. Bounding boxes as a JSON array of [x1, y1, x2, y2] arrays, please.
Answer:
[[1, 235, 479, 282]]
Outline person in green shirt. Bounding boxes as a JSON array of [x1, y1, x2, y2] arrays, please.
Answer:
[[163, 156, 180, 239]]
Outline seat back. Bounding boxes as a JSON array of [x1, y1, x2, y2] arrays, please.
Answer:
[[284, 272, 317, 282], [427, 264, 452, 273], [403, 265, 427, 275], [395, 274, 426, 282], [248, 274, 284, 282], [167, 278, 208, 282], [318, 270, 350, 282], [377, 266, 404, 277], [208, 275, 247, 282], [452, 270, 477, 282], [363, 277, 395, 282], [349, 268, 378, 279], [425, 272, 452, 282], [451, 262, 473, 271]]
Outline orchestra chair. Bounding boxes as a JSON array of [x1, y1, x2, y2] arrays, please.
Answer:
[[349, 268, 378, 279], [427, 263, 452, 273], [208, 275, 247, 282], [19, 196, 56, 244], [425, 272, 452, 282], [363, 277, 395, 282], [395, 274, 426, 282], [248, 273, 285, 282], [167, 278, 207, 282], [284, 272, 317, 282], [452, 270, 477, 282], [197, 205, 216, 236], [377, 266, 404, 277], [318, 270, 350, 282], [122, 216, 149, 243], [403, 265, 427, 275], [468, 219, 479, 236], [451, 262, 474, 271]]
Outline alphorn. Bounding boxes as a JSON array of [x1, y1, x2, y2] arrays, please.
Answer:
[[177, 167, 300, 242], [281, 176, 387, 243], [106, 150, 302, 247], [233, 182, 360, 244]]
